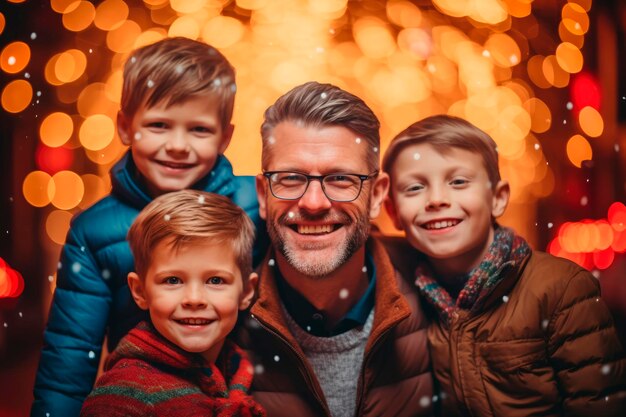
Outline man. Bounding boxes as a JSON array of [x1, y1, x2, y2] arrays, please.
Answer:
[[235, 82, 434, 417]]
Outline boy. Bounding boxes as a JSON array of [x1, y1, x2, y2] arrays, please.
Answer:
[[383, 115, 626, 416], [32, 37, 267, 417], [80, 190, 265, 416]]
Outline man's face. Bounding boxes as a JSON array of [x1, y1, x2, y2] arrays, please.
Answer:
[[257, 121, 388, 278]]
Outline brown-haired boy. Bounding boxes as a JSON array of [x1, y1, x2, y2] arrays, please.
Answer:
[[383, 115, 626, 416], [80, 190, 264, 417], [33, 37, 267, 417]]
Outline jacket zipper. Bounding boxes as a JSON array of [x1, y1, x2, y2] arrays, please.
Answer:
[[251, 314, 332, 417]]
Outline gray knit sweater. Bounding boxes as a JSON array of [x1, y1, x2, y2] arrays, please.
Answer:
[[283, 306, 375, 417]]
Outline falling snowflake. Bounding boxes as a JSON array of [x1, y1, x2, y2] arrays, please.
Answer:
[[592, 270, 600, 279], [320, 92, 328, 99], [80, 246, 85, 252], [175, 65, 184, 74], [134, 132, 142, 140], [18, 312, 22, 318], [534, 143, 540, 151], [362, 265, 367, 273], [48, 275, 54, 282], [509, 55, 518, 65], [566, 102, 573, 110], [355, 137, 361, 144], [601, 364, 611, 375], [101, 269, 111, 280], [339, 289, 349, 299], [541, 319, 549, 330], [7, 56, 16, 65], [268, 259, 275, 266], [254, 364, 265, 374], [273, 355, 280, 362], [24, 72, 30, 79], [3, 323, 7, 328], [130, 56, 137, 64], [563, 120, 567, 125], [502, 295, 509, 303], [30, 32, 37, 40], [147, 79, 155, 88], [36, 91, 42, 97], [267, 136, 275, 145], [373, 147, 378, 153], [419, 396, 431, 408], [88, 351, 95, 359], [230, 84, 237, 93], [615, 144, 620, 152], [413, 152, 421, 160], [580, 196, 588, 206], [432, 395, 439, 403], [547, 222, 554, 229], [164, 214, 171, 221], [72, 262, 82, 273], [288, 212, 295, 219], [212, 78, 222, 87], [198, 195, 205, 204]]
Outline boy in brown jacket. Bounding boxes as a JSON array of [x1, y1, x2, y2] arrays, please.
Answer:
[[383, 114, 626, 417]]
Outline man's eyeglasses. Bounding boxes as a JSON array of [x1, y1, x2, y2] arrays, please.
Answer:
[[263, 171, 378, 202]]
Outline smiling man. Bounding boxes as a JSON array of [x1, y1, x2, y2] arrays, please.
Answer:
[[234, 82, 434, 417]]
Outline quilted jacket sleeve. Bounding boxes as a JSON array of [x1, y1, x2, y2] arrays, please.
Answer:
[[549, 268, 626, 417], [31, 221, 113, 417]]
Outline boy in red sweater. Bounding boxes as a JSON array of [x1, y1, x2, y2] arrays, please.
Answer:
[[81, 190, 265, 417]]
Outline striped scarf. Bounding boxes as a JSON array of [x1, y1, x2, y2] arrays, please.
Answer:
[[414, 226, 531, 325]]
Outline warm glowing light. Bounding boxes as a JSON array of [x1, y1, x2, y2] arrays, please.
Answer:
[[1, 79, 32, 113], [40, 112, 74, 147], [51, 0, 76, 13], [308, 0, 348, 15], [524, 98, 551, 133], [79, 114, 116, 151], [354, 17, 396, 59], [542, 55, 570, 88], [168, 16, 201, 39], [62, 1, 96, 32], [107, 20, 142, 53], [46, 210, 74, 245], [77, 83, 117, 117], [562, 3, 589, 35], [201, 16, 245, 49], [170, 0, 206, 13], [387, 0, 422, 28], [555, 42, 583, 74], [45, 53, 64, 86], [608, 202, 626, 232], [570, 72, 601, 111], [596, 220, 614, 251], [49, 171, 85, 210], [94, 0, 129, 31], [484, 33, 521, 68], [0, 13, 5, 35], [397, 28, 432, 60], [505, 0, 532, 18], [1, 41, 30, 74], [527, 55, 551, 89], [569, 0, 592, 12], [85, 138, 126, 165], [578, 106, 603, 138], [23, 171, 53, 207], [36, 144, 74, 174], [237, 0, 268, 11], [558, 21, 585, 49], [593, 249, 614, 270], [133, 28, 167, 50], [55, 49, 87, 83], [79, 174, 111, 210], [566, 134, 592, 168]]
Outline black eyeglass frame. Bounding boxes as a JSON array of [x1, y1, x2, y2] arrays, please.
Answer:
[[262, 170, 379, 202]]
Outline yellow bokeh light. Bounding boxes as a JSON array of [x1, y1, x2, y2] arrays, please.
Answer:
[[555, 42, 583, 74], [562, 3, 589, 35], [353, 17, 396, 59], [485, 33, 521, 68], [523, 98, 551, 133], [133, 28, 168, 50], [107, 20, 142, 53], [270, 60, 311, 92], [62, 1, 96, 32], [237, 0, 268, 11], [1, 41, 30, 74], [49, 171, 85, 210], [79, 174, 111, 210], [40, 112, 74, 148], [578, 106, 604, 138], [94, 0, 129, 31], [201, 16, 245, 49], [387, 0, 422, 28], [397, 28, 431, 60], [55, 49, 87, 84], [1, 79, 32, 113], [168, 16, 201, 39], [79, 114, 116, 151], [308, 0, 348, 15], [45, 210, 74, 245], [23, 171, 53, 207], [170, 0, 205, 13], [566, 134, 592, 168]]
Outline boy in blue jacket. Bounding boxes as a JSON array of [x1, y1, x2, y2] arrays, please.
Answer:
[[32, 37, 267, 417]]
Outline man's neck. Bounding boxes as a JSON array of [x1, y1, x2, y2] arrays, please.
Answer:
[[276, 248, 369, 328]]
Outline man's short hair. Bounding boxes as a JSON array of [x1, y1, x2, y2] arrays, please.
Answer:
[[383, 114, 501, 189], [261, 81, 381, 171], [120, 37, 236, 130], [127, 190, 255, 279]]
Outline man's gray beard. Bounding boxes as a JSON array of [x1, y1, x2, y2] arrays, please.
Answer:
[[267, 210, 371, 279]]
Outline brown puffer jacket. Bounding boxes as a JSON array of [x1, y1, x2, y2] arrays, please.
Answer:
[[233, 237, 435, 417], [427, 251, 626, 417]]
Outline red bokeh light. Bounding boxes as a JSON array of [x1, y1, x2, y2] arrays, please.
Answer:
[[35, 144, 74, 174], [570, 71, 601, 112], [0, 257, 25, 298]]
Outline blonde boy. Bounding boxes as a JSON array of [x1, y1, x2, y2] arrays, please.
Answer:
[[383, 115, 626, 416], [81, 190, 264, 416], [33, 37, 266, 417]]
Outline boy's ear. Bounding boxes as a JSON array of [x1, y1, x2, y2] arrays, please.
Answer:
[[218, 123, 234, 154], [491, 180, 510, 218], [127, 272, 149, 310], [117, 111, 132, 146], [368, 172, 390, 219], [255, 174, 268, 220], [239, 272, 258, 310], [384, 194, 404, 231]]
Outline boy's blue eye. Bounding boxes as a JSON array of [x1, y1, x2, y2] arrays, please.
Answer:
[[208, 276, 223, 285], [164, 276, 181, 285], [450, 178, 469, 187]]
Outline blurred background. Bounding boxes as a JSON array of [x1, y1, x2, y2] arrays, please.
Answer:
[[1, 0, 625, 415]]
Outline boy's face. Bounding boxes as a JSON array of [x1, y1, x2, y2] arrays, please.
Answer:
[[385, 143, 509, 273], [118, 95, 233, 197], [127, 239, 256, 364]]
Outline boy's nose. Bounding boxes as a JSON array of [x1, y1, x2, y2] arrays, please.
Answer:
[[165, 131, 190, 153], [182, 285, 207, 308], [426, 186, 450, 210], [298, 180, 332, 213]]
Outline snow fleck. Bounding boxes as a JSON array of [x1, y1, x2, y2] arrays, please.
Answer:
[[534, 143, 540, 151], [592, 270, 600, 279], [88, 351, 96, 359], [230, 84, 237, 93], [615, 144, 620, 153], [509, 55, 518, 65], [72, 262, 82, 273], [601, 364, 611, 375], [355, 137, 361, 144], [288, 211, 295, 219], [339, 289, 349, 299], [7, 56, 16, 66], [134, 132, 142, 140], [24, 72, 30, 79], [130, 56, 137, 64], [373, 146, 378, 153], [175, 64, 184, 74], [502, 295, 509, 303], [596, 297, 600, 302], [80, 246, 85, 252], [315, 46, 325, 54], [362, 265, 367, 273], [164, 214, 171, 221], [3, 323, 7, 328], [432, 395, 439, 403], [30, 32, 37, 40], [320, 92, 328, 99], [541, 319, 549, 330], [36, 91, 42, 97], [482, 50, 491, 58], [329, 28, 336, 35], [48, 275, 54, 282], [101, 269, 111, 280], [547, 222, 554, 229], [198, 195, 205, 204], [58, 261, 63, 270], [147, 79, 155, 88], [18, 312, 22, 318], [306, 325, 312, 332], [563, 119, 567, 125], [580, 196, 588, 206], [419, 395, 431, 408], [212, 78, 222, 87], [413, 152, 421, 160], [273, 355, 280, 362], [254, 364, 264, 374], [566, 102, 573, 110], [268, 259, 275, 266], [267, 136, 275, 145]]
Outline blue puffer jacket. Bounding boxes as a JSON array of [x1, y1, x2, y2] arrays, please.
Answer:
[[31, 151, 267, 417]]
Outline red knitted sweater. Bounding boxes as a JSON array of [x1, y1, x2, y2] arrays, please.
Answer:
[[80, 321, 265, 417]]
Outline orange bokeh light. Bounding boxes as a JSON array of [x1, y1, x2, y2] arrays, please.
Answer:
[[79, 114, 116, 151], [54, 49, 87, 84], [49, 170, 85, 210], [40, 112, 74, 148], [1, 41, 30, 74], [23, 171, 53, 207], [566, 134, 592, 168], [62, 0, 96, 32], [1, 79, 32, 113], [94, 0, 129, 31], [578, 106, 604, 138], [45, 210, 74, 245]]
